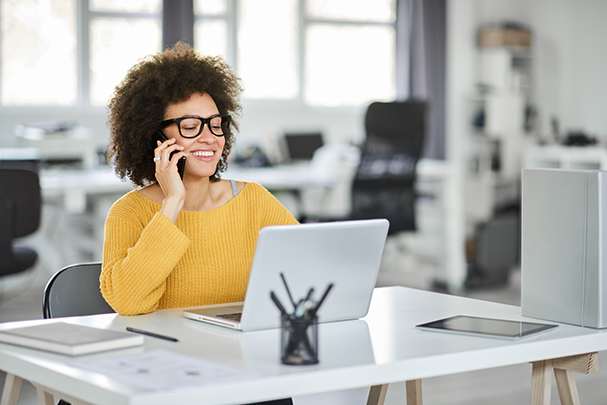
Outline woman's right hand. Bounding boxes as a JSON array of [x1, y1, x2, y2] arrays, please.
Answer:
[[154, 138, 186, 222]]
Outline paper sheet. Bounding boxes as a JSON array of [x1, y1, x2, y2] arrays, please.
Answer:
[[70, 350, 261, 391]]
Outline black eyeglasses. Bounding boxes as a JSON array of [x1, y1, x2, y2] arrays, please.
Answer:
[[159, 114, 231, 138]]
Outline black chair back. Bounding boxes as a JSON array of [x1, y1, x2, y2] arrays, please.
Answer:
[[43, 262, 115, 319], [351, 101, 426, 234], [0, 167, 41, 276]]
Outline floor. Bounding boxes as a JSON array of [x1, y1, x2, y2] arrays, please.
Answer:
[[1, 260, 606, 404]]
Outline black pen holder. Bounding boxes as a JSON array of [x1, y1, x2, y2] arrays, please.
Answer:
[[280, 314, 318, 365]]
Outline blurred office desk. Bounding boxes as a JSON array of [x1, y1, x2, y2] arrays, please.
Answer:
[[37, 167, 134, 272], [226, 163, 337, 221], [226, 163, 335, 190], [228, 160, 464, 291], [1, 286, 606, 405], [36, 162, 462, 288], [41, 167, 133, 214], [36, 164, 334, 270]]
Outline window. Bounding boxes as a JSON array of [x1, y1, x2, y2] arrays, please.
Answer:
[[1, 0, 77, 106], [194, 0, 299, 100], [0, 0, 161, 107], [193, 0, 396, 106], [1, 0, 396, 108], [88, 0, 162, 106], [305, 0, 396, 106], [237, 0, 298, 99], [194, 0, 229, 59]]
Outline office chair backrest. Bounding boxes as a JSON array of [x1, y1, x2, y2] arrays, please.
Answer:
[[0, 166, 41, 276], [0, 167, 41, 238], [43, 262, 115, 319], [352, 100, 426, 234]]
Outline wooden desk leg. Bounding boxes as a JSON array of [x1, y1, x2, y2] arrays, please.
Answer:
[[554, 369, 580, 405], [0, 373, 22, 405], [35, 386, 54, 405], [553, 352, 599, 405], [367, 380, 422, 405], [406, 379, 423, 405], [367, 384, 388, 405], [531, 360, 553, 405], [531, 352, 599, 405]]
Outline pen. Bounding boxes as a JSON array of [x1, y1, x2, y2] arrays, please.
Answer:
[[280, 272, 297, 310], [126, 327, 179, 342], [270, 291, 289, 316], [309, 283, 333, 318]]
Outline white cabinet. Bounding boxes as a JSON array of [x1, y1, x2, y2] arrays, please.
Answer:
[[524, 145, 607, 170]]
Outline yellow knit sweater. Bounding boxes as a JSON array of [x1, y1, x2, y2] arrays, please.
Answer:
[[101, 182, 298, 315]]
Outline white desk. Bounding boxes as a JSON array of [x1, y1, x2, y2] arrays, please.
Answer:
[[41, 165, 337, 214], [41, 167, 134, 214], [36, 165, 336, 271], [225, 164, 335, 190], [1, 286, 605, 405], [38, 161, 462, 289]]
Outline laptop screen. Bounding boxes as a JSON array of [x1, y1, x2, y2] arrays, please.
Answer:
[[284, 132, 324, 161]]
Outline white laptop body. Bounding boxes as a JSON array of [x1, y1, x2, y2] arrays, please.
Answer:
[[183, 219, 389, 331]]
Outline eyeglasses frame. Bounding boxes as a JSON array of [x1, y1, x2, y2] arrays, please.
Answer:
[[159, 114, 231, 138]]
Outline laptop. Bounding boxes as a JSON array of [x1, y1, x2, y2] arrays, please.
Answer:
[[183, 219, 389, 331], [283, 132, 324, 162]]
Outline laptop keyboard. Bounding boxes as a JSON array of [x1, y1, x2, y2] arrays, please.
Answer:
[[216, 313, 242, 322]]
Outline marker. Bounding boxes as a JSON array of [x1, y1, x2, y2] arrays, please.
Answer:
[[126, 327, 178, 342]]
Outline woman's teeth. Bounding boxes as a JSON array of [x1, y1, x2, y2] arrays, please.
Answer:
[[191, 151, 213, 157]]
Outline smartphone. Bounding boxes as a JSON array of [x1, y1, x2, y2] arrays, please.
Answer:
[[156, 131, 186, 179]]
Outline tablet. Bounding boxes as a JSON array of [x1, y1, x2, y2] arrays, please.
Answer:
[[416, 315, 558, 339]]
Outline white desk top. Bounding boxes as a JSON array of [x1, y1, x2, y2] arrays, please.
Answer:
[[1, 286, 607, 405], [39, 159, 447, 199], [225, 164, 336, 190]]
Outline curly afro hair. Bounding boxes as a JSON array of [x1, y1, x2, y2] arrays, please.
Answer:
[[107, 42, 243, 187]]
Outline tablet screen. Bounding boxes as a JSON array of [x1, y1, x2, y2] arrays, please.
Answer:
[[416, 315, 558, 338]]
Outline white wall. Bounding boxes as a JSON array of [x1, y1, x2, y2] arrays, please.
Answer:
[[0, 101, 365, 156], [477, 0, 607, 138]]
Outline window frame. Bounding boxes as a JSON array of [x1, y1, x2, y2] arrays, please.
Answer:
[[81, 0, 162, 108], [0, 0, 396, 110], [301, 4, 397, 107], [193, 0, 397, 107]]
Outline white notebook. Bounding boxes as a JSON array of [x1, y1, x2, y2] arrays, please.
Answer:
[[0, 322, 144, 356]]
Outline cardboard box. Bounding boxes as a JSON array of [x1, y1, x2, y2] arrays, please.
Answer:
[[479, 28, 532, 48]]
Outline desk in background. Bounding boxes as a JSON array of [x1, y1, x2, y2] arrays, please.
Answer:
[[35, 164, 338, 272], [1, 286, 605, 405], [36, 160, 461, 290]]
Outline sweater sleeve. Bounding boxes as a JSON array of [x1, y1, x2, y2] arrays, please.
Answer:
[[101, 202, 190, 316]]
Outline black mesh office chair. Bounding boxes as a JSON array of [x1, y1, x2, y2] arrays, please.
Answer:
[[0, 166, 41, 277], [349, 100, 426, 235]]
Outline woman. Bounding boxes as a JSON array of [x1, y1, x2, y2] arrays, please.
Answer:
[[101, 42, 298, 317]]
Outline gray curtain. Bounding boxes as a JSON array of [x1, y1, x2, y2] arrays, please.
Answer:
[[396, 0, 446, 160], [162, 0, 194, 49]]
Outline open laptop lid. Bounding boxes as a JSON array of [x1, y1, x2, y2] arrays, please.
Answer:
[[183, 219, 389, 331], [283, 132, 324, 162], [240, 219, 389, 331]]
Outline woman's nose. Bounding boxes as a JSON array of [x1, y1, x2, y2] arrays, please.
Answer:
[[197, 124, 216, 143]]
